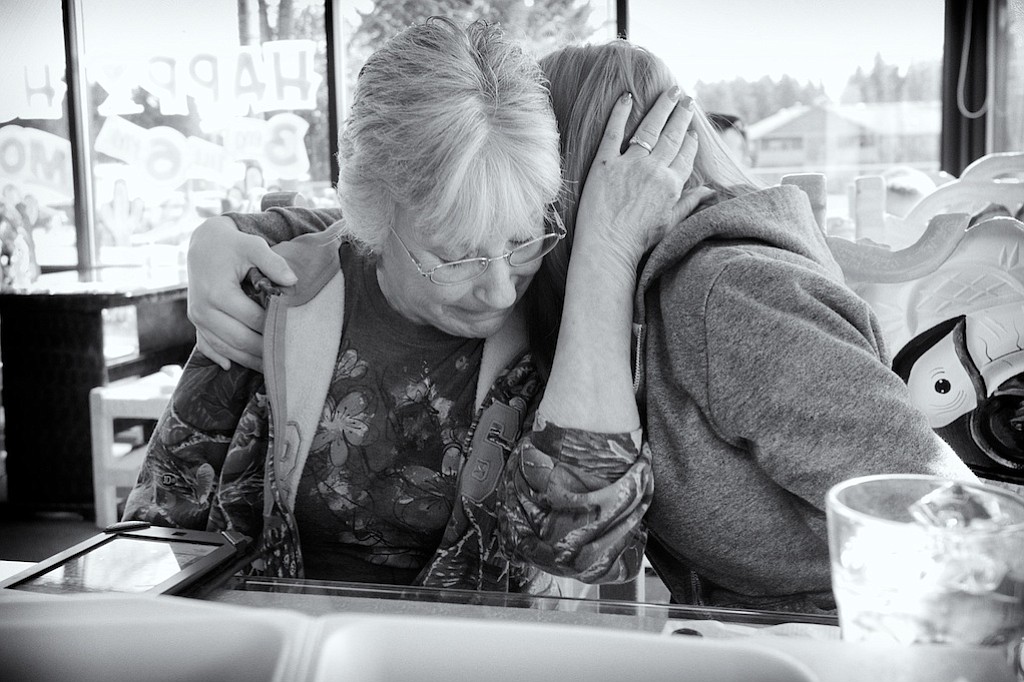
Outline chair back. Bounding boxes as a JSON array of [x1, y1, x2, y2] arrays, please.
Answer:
[[260, 191, 310, 210], [787, 160, 1024, 484]]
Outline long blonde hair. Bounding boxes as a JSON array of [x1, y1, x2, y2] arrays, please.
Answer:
[[527, 40, 763, 375]]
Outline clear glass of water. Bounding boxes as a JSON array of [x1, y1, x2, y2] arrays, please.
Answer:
[[826, 474, 1024, 652]]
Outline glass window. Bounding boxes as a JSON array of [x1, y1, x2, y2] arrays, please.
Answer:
[[335, 0, 617, 114], [0, 0, 74, 278], [79, 0, 334, 269], [629, 0, 946, 230], [992, 0, 1024, 152]]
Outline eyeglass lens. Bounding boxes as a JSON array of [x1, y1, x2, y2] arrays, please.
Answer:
[[430, 233, 559, 284]]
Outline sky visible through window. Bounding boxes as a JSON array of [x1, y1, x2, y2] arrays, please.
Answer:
[[630, 0, 944, 100]]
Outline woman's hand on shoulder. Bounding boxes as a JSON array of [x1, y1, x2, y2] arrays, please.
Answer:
[[187, 216, 296, 372], [575, 88, 712, 277]]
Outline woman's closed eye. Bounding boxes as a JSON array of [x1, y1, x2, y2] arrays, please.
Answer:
[[447, 238, 535, 262], [508, 236, 535, 249], [508, 227, 549, 249]]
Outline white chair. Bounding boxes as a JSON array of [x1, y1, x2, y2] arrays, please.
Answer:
[[900, 153, 1023, 236], [89, 367, 180, 528], [780, 172, 828, 233], [849, 152, 1024, 249], [784, 163, 1024, 483]]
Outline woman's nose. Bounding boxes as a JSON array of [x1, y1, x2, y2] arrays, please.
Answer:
[[473, 257, 519, 308]]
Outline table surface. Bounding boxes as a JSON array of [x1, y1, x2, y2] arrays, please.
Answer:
[[200, 575, 1016, 682], [0, 266, 187, 298], [0, 560, 31, 581], [1, 560, 1017, 682]]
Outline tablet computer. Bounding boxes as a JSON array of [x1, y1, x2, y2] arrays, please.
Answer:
[[0, 521, 252, 596]]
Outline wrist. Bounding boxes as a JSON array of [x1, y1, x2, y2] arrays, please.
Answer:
[[569, 233, 641, 288]]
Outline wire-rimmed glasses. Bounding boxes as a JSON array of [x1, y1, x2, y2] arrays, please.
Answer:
[[389, 217, 566, 285]]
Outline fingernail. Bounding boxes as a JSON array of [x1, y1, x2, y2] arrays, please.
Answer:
[[687, 129, 698, 139], [620, 91, 633, 105], [681, 96, 694, 110], [668, 86, 680, 101], [255, 278, 283, 297]]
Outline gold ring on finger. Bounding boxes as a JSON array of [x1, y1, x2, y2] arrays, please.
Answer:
[[628, 136, 654, 153]]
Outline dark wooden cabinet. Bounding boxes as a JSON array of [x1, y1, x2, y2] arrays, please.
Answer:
[[0, 269, 195, 513]]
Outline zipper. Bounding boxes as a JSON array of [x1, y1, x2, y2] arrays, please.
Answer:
[[631, 322, 644, 397]]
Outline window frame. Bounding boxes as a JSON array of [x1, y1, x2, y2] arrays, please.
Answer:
[[46, 0, 1001, 274], [940, 0, 990, 176]]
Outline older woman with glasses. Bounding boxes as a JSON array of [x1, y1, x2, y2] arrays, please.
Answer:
[[123, 17, 704, 594]]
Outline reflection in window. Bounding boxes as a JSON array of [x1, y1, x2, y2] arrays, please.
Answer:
[[630, 0, 945, 231], [80, 0, 334, 269], [0, 0, 74, 278]]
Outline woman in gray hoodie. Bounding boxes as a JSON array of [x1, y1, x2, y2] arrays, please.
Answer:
[[531, 41, 976, 614]]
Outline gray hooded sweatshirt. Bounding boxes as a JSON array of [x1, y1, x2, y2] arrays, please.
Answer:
[[634, 185, 976, 614]]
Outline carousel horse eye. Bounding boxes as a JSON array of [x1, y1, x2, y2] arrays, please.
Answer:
[[934, 379, 952, 394]]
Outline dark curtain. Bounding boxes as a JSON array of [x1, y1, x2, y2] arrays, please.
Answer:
[[941, 0, 990, 176]]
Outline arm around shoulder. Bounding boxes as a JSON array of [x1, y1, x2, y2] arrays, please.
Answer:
[[225, 206, 343, 246]]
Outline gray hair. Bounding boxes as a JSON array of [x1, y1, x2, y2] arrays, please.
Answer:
[[337, 17, 562, 254]]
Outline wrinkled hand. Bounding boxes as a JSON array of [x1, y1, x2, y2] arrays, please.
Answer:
[[575, 88, 712, 276], [186, 216, 296, 372]]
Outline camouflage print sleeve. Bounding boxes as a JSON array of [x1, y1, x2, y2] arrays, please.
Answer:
[[497, 417, 653, 584], [121, 348, 266, 533], [226, 206, 344, 246]]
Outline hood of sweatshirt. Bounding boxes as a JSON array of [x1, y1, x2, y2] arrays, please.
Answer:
[[634, 184, 844, 327]]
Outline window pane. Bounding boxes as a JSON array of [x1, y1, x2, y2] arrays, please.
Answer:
[[0, 0, 74, 278], [336, 1, 617, 115], [993, 0, 1024, 152], [630, 0, 945, 238], [80, 0, 334, 269]]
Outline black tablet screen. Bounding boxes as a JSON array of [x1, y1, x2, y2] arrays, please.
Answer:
[[13, 536, 219, 594]]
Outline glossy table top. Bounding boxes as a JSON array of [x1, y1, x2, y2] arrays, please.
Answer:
[[199, 575, 1016, 682], [1, 561, 1017, 681], [207, 574, 837, 628]]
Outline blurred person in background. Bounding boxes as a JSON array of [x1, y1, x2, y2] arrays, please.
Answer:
[[707, 111, 752, 168]]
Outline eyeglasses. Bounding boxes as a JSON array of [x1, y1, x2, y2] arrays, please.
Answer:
[[389, 217, 566, 286]]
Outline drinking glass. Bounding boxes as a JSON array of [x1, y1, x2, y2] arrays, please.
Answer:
[[826, 474, 1024, 650]]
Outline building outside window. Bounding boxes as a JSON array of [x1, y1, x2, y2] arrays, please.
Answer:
[[630, 0, 947, 230]]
